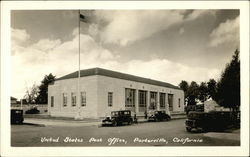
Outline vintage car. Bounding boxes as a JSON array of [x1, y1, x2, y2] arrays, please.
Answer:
[[185, 111, 234, 132], [11, 109, 24, 124], [102, 110, 133, 126], [185, 104, 204, 114], [25, 106, 40, 114], [148, 110, 171, 122]]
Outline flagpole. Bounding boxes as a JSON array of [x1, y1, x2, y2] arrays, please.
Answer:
[[77, 10, 81, 119]]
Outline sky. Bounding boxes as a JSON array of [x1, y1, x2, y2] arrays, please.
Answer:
[[11, 10, 240, 99]]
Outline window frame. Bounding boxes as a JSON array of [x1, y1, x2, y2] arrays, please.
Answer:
[[51, 96, 54, 107], [108, 92, 113, 107], [63, 93, 67, 107], [81, 91, 86, 107], [178, 98, 181, 108], [71, 92, 76, 107]]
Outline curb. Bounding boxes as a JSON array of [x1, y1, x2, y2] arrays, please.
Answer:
[[23, 116, 187, 127], [24, 118, 101, 123], [12, 122, 46, 127], [23, 122, 46, 127]]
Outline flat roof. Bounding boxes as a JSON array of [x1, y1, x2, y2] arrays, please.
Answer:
[[56, 68, 181, 90]]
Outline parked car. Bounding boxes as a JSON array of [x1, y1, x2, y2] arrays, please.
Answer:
[[185, 104, 204, 114], [11, 109, 24, 124], [102, 110, 133, 126], [25, 107, 40, 114], [185, 111, 235, 132], [148, 110, 171, 122]]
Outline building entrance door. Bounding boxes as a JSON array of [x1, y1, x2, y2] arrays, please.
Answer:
[[125, 88, 136, 112], [138, 90, 147, 112], [168, 94, 173, 111], [149, 92, 157, 110]]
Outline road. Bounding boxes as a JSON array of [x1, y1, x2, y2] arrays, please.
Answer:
[[11, 119, 240, 146]]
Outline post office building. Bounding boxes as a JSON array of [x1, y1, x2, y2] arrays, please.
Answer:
[[48, 68, 184, 118]]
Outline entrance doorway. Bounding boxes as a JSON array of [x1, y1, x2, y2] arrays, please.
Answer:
[[168, 94, 173, 111], [138, 90, 147, 112]]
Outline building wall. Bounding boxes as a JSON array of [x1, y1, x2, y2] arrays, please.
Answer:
[[172, 89, 185, 112], [48, 75, 184, 118], [48, 75, 98, 118], [97, 75, 184, 117]]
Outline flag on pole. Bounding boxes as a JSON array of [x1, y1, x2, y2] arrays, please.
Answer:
[[80, 14, 87, 23]]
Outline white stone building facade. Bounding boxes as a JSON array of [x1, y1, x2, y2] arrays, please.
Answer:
[[48, 68, 184, 118]]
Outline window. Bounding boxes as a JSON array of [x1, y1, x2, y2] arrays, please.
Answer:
[[71, 92, 76, 107], [125, 88, 135, 107], [63, 93, 67, 107], [168, 94, 173, 111], [178, 98, 181, 108], [160, 93, 166, 109], [108, 92, 113, 107], [51, 96, 54, 107], [81, 92, 86, 106], [149, 92, 157, 110]]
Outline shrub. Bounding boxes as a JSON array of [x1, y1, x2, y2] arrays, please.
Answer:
[[25, 107, 40, 114]]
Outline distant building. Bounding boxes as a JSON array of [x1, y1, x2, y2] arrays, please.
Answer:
[[11, 97, 17, 106], [204, 99, 230, 112], [48, 68, 184, 118]]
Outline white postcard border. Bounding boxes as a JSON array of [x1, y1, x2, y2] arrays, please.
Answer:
[[1, 1, 249, 156]]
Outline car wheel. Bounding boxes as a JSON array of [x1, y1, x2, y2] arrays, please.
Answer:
[[186, 127, 192, 132], [196, 127, 204, 132], [112, 121, 117, 127], [128, 120, 132, 125]]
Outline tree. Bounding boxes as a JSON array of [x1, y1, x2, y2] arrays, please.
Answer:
[[198, 82, 208, 103], [24, 83, 39, 105], [187, 81, 199, 105], [207, 79, 217, 100], [179, 80, 189, 105], [215, 49, 240, 111], [36, 73, 56, 104]]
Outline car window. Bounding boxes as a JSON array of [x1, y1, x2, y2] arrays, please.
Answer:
[[111, 112, 119, 116], [124, 111, 130, 115]]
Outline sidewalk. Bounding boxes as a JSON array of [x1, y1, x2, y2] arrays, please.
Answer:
[[23, 112, 187, 127], [203, 129, 240, 141], [24, 118, 101, 127]]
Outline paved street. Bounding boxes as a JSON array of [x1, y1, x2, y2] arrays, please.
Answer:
[[11, 119, 240, 146]]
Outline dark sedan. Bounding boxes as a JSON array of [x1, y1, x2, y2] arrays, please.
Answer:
[[102, 110, 133, 127], [148, 110, 171, 122]]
